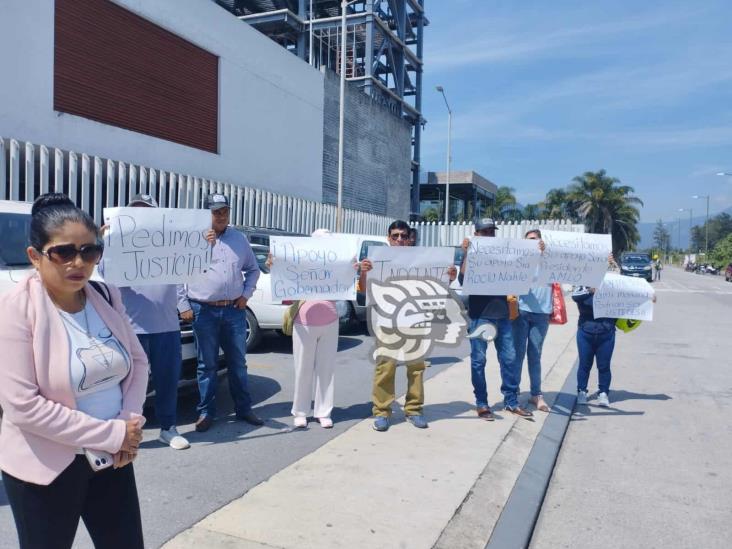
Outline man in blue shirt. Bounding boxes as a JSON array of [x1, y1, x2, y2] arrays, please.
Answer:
[[179, 194, 262, 432], [101, 194, 209, 450]]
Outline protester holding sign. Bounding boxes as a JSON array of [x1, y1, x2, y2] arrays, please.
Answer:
[[268, 229, 352, 429], [459, 218, 536, 421], [101, 194, 214, 450], [512, 229, 551, 413], [359, 220, 457, 432], [179, 194, 262, 432]]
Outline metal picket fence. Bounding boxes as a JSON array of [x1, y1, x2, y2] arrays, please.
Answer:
[[0, 136, 393, 236], [411, 219, 585, 247]]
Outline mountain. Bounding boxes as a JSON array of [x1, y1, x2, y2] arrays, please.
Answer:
[[637, 206, 732, 250]]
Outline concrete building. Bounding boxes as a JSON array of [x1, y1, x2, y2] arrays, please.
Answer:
[[419, 171, 497, 222], [0, 0, 415, 220]]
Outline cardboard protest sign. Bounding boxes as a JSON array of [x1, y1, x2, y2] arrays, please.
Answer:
[[461, 237, 542, 296], [537, 230, 612, 287], [366, 246, 454, 283], [365, 246, 454, 304], [269, 236, 357, 301], [102, 207, 212, 287], [592, 273, 655, 321]]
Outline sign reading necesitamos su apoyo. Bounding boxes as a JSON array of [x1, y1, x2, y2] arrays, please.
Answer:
[[102, 207, 212, 287]]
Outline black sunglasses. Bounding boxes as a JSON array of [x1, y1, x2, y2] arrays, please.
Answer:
[[39, 243, 104, 265], [389, 232, 410, 241]]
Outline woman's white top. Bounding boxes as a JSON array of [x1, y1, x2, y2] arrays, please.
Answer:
[[58, 301, 131, 421]]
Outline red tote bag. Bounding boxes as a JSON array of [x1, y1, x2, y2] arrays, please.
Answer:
[[549, 283, 568, 325]]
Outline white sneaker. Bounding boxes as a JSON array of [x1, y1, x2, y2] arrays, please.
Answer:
[[597, 392, 610, 407], [577, 390, 588, 405], [293, 416, 308, 428], [158, 427, 190, 450]]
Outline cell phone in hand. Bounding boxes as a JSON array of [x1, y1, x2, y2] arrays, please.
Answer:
[[84, 449, 114, 472]]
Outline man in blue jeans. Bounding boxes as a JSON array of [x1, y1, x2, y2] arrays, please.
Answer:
[[179, 194, 262, 432], [572, 286, 617, 407], [459, 218, 534, 421], [512, 229, 552, 413], [101, 194, 213, 449]]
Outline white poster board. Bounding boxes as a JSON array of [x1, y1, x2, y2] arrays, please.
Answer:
[[592, 273, 655, 321], [102, 207, 212, 287], [269, 236, 357, 301], [537, 230, 612, 287], [366, 246, 454, 285], [461, 237, 543, 296]]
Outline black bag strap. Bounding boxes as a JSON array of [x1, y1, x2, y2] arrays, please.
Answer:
[[89, 280, 112, 307]]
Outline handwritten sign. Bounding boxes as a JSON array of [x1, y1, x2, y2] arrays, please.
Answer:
[[461, 237, 542, 296], [367, 246, 454, 284], [269, 236, 356, 301], [537, 231, 611, 287], [102, 207, 212, 287], [592, 273, 655, 321]]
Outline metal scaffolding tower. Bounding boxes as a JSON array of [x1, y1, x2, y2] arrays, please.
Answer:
[[214, 0, 426, 217]]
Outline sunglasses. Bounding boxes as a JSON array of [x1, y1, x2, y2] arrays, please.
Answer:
[[389, 232, 410, 241], [39, 243, 104, 265]]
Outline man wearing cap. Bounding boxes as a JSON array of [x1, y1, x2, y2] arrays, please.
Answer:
[[100, 194, 211, 450], [179, 194, 262, 432], [459, 218, 534, 421]]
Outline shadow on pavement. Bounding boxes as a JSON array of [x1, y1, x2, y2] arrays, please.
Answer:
[[143, 374, 283, 431], [337, 336, 363, 352], [606, 390, 672, 403]]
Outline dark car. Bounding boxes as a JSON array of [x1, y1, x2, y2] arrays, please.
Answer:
[[620, 253, 653, 282]]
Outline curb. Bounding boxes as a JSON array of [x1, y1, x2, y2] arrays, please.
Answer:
[[485, 359, 579, 549]]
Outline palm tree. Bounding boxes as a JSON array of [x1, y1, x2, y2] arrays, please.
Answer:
[[522, 203, 541, 220], [568, 170, 643, 255], [541, 187, 578, 221], [493, 186, 517, 220]]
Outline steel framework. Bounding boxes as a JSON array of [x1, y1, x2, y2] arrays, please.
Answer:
[[214, 0, 426, 216]]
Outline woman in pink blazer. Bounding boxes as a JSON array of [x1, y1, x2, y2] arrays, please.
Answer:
[[0, 194, 149, 548]]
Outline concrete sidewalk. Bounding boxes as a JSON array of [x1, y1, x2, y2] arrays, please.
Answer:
[[166, 307, 579, 549]]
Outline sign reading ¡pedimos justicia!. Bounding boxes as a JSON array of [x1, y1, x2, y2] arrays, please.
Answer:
[[102, 207, 212, 287]]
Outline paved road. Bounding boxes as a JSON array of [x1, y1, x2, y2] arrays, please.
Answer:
[[531, 267, 732, 549], [0, 324, 467, 548]]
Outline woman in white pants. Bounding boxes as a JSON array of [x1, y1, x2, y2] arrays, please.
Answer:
[[270, 229, 341, 429], [291, 298, 339, 428]]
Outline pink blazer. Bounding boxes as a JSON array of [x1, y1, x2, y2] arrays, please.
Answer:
[[0, 273, 149, 485]]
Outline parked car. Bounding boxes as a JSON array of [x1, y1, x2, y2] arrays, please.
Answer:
[[350, 234, 390, 322], [726, 263, 732, 282], [620, 252, 653, 282], [0, 200, 34, 294]]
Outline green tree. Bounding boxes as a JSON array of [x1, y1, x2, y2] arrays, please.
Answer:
[[709, 233, 732, 269], [422, 207, 440, 223], [540, 187, 578, 221], [523, 203, 541, 220], [691, 213, 732, 253], [493, 186, 517, 220], [652, 219, 671, 253], [567, 170, 643, 255]]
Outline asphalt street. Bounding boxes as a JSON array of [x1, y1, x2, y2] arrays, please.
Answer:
[[0, 323, 467, 549], [531, 266, 732, 549]]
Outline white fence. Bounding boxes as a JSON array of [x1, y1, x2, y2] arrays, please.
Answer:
[[0, 137, 393, 235], [412, 219, 585, 247]]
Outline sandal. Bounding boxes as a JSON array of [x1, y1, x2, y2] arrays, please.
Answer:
[[530, 396, 550, 412]]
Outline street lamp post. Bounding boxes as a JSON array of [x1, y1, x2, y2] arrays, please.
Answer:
[[336, 0, 358, 232], [692, 194, 710, 257], [436, 86, 452, 224]]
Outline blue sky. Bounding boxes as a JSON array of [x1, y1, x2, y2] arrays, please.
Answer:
[[419, 0, 732, 224]]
